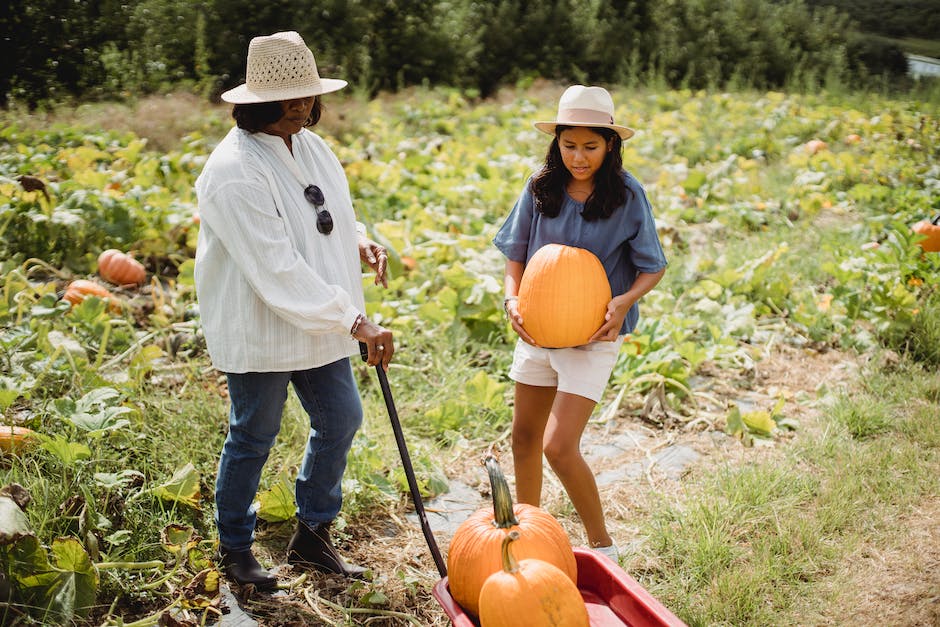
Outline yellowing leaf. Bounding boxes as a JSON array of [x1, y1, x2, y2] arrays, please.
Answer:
[[257, 473, 295, 523], [742, 410, 776, 435], [179, 568, 222, 610], [161, 524, 195, 554], [149, 463, 201, 509]]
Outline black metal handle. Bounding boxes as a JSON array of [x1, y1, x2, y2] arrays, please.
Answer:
[[359, 343, 448, 578]]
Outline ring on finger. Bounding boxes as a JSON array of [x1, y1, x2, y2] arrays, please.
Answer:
[[377, 344, 385, 350]]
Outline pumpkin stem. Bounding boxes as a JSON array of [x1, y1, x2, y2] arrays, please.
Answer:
[[932, 212, 940, 226], [500, 530, 521, 574], [485, 455, 519, 529]]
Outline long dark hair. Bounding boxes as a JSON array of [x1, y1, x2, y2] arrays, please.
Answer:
[[232, 96, 323, 133], [530, 125, 628, 220]]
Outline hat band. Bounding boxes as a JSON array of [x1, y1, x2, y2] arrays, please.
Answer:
[[557, 108, 615, 126]]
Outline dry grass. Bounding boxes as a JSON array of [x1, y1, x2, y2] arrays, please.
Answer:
[[3, 92, 228, 152]]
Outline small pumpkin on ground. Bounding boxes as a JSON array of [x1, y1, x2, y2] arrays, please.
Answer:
[[912, 214, 940, 252], [479, 530, 589, 627], [97, 249, 147, 286], [804, 139, 828, 154], [518, 244, 611, 348], [446, 455, 577, 617], [63, 279, 120, 311], [0, 426, 36, 454]]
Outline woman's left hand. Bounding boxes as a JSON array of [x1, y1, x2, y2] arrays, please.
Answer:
[[358, 236, 389, 287], [590, 295, 633, 342]]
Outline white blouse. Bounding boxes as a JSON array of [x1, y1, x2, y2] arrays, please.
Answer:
[[194, 127, 366, 373]]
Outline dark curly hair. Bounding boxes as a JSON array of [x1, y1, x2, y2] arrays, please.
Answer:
[[232, 96, 323, 133], [530, 125, 629, 221]]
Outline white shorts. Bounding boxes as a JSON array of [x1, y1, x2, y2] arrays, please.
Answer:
[[508, 336, 625, 403]]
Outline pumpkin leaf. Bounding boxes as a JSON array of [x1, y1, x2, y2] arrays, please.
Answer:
[[724, 405, 753, 447], [41, 436, 92, 465], [256, 473, 296, 523], [44, 537, 98, 621], [742, 410, 777, 436], [160, 523, 195, 554], [54, 387, 135, 433], [103, 530, 133, 546], [724, 405, 744, 436], [64, 406, 133, 433], [148, 463, 201, 510], [178, 568, 221, 610], [463, 371, 505, 410], [93, 470, 144, 490], [0, 376, 29, 412], [362, 589, 389, 605], [0, 494, 34, 545], [129, 344, 164, 382]]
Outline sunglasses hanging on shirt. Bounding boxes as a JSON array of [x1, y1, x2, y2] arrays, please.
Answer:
[[303, 184, 333, 234]]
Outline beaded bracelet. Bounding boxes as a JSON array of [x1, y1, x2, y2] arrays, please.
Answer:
[[350, 313, 365, 337], [503, 296, 518, 316]]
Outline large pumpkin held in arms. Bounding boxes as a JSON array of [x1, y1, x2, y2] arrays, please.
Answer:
[[518, 244, 611, 348]]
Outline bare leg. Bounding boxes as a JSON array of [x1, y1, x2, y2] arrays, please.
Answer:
[[511, 382, 557, 506], [542, 391, 612, 548]]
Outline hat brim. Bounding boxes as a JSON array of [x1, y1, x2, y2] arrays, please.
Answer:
[[534, 121, 635, 141], [221, 78, 348, 104]]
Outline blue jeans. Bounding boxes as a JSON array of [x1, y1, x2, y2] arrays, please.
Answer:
[[215, 358, 363, 551]]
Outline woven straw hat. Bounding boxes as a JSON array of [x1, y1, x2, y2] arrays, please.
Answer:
[[221, 31, 347, 104], [534, 85, 634, 140]]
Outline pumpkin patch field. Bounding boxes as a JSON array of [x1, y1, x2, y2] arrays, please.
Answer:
[[0, 85, 938, 625]]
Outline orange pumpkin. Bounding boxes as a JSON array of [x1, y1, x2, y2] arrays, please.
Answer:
[[97, 249, 146, 286], [446, 456, 577, 617], [517, 244, 611, 348], [479, 530, 589, 627], [63, 279, 119, 311], [913, 215, 940, 252], [804, 139, 828, 155], [0, 426, 36, 454]]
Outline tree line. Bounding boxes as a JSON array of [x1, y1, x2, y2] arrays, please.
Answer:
[[0, 0, 919, 108], [806, 0, 940, 40]]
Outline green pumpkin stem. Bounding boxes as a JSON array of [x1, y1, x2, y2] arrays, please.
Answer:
[[485, 455, 519, 528], [500, 530, 521, 574], [932, 212, 940, 226]]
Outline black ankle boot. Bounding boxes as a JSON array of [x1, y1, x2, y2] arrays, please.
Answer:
[[287, 521, 368, 579], [218, 547, 277, 590]]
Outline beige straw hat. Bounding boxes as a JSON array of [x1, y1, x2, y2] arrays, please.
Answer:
[[221, 31, 347, 104], [534, 85, 634, 140]]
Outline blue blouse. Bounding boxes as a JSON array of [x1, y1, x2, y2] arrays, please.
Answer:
[[493, 171, 667, 334]]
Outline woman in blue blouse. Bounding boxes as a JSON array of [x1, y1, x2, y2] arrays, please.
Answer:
[[494, 85, 667, 562]]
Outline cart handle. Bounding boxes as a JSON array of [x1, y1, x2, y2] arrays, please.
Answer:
[[359, 342, 448, 578]]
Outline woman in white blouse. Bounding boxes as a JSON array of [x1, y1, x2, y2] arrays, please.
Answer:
[[194, 31, 392, 589]]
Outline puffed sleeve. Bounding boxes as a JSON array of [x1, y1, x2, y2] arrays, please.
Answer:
[[625, 180, 668, 273], [493, 179, 535, 262]]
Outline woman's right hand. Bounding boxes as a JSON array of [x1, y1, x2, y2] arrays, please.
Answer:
[[353, 316, 394, 370], [505, 299, 537, 346]]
